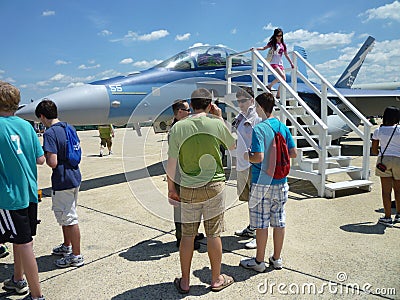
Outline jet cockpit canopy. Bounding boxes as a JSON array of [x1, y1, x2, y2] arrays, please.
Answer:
[[154, 46, 252, 71]]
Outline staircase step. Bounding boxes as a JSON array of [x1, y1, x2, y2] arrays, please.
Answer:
[[311, 166, 362, 175], [325, 180, 373, 198], [297, 145, 341, 153], [301, 156, 352, 165]]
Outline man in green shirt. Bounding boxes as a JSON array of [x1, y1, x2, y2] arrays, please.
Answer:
[[167, 88, 235, 293], [98, 124, 114, 157]]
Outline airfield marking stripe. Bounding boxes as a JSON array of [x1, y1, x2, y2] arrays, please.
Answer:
[[111, 92, 148, 95]]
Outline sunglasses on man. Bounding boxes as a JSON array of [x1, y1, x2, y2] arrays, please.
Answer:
[[237, 98, 250, 104]]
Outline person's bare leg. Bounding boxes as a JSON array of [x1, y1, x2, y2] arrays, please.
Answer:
[[14, 242, 42, 298], [207, 236, 222, 286], [255, 228, 268, 262], [393, 179, 400, 215], [272, 227, 285, 259], [380, 177, 393, 218], [62, 226, 71, 247], [208, 236, 233, 289], [63, 224, 81, 255], [12, 243, 24, 281], [179, 236, 195, 291]]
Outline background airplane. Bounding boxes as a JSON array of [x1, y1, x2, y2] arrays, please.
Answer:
[[287, 36, 400, 118], [17, 41, 400, 137], [352, 82, 400, 90]]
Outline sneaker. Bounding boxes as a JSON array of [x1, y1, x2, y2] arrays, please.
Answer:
[[99, 150, 103, 157], [239, 257, 266, 272], [0, 244, 9, 258], [55, 254, 84, 268], [109, 150, 113, 155], [3, 275, 29, 294], [245, 238, 257, 249], [378, 217, 393, 227], [22, 294, 46, 300], [234, 225, 255, 238], [269, 256, 283, 270], [394, 214, 400, 223], [52, 244, 72, 256]]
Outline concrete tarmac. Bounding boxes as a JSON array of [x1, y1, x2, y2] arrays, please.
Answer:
[[1, 126, 399, 300]]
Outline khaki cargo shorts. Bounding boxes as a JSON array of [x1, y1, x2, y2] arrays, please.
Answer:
[[179, 181, 226, 238]]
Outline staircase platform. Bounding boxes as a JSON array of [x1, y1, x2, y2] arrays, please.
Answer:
[[324, 180, 373, 198]]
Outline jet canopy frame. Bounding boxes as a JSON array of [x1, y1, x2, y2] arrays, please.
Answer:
[[154, 46, 252, 71]]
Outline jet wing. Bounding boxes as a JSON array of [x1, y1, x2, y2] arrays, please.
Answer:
[[329, 88, 400, 116]]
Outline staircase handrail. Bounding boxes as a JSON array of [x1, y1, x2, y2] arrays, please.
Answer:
[[291, 52, 372, 134], [290, 50, 371, 181], [227, 49, 328, 153]]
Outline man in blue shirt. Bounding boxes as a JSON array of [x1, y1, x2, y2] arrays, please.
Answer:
[[35, 99, 84, 268], [240, 92, 297, 272], [0, 81, 45, 300]]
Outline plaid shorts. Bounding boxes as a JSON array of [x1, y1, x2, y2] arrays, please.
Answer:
[[179, 181, 225, 238], [249, 183, 289, 228]]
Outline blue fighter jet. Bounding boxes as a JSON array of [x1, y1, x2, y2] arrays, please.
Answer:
[[17, 41, 400, 138]]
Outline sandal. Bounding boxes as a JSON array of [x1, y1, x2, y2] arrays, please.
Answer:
[[174, 277, 189, 294], [211, 274, 234, 292]]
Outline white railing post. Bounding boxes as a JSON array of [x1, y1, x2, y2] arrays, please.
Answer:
[[321, 83, 328, 125], [252, 51, 258, 96], [363, 126, 371, 179], [319, 126, 328, 197], [291, 52, 297, 92], [226, 54, 232, 95]]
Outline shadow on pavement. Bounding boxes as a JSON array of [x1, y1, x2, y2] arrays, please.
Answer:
[[111, 282, 209, 299], [340, 222, 387, 234], [41, 161, 166, 196]]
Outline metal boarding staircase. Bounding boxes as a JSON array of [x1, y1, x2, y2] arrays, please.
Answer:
[[225, 49, 373, 198]]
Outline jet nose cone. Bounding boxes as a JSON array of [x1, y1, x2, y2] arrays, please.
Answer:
[[16, 84, 110, 125]]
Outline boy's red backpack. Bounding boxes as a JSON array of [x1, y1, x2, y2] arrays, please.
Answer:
[[265, 121, 290, 179]]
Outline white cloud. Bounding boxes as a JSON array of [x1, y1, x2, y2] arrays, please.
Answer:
[[360, 1, 400, 22], [42, 10, 55, 17], [98, 30, 112, 36], [189, 42, 210, 48], [354, 39, 400, 83], [314, 39, 400, 85], [137, 29, 169, 41], [262, 23, 275, 31], [55, 60, 69, 65], [175, 33, 191, 41], [231, 28, 237, 35], [133, 60, 162, 69], [50, 73, 65, 81], [96, 69, 123, 80], [66, 82, 85, 89], [284, 30, 354, 51], [78, 64, 101, 70], [112, 29, 169, 42], [120, 58, 134, 64], [4, 77, 15, 83], [36, 81, 49, 87]]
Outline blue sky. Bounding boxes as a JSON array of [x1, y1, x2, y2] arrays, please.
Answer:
[[1, 0, 399, 104]]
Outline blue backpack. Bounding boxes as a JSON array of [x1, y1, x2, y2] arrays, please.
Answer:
[[57, 123, 82, 167]]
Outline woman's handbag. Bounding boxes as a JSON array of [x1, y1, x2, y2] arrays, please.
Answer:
[[266, 48, 274, 63]]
